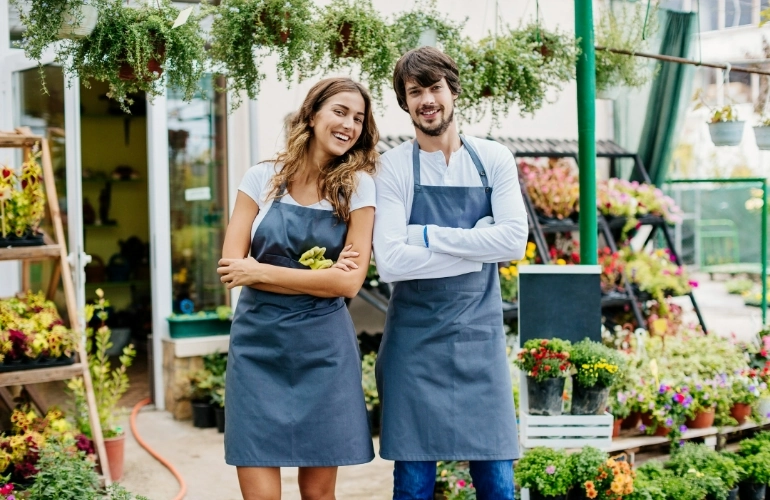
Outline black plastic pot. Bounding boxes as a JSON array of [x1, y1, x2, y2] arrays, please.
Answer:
[[530, 488, 567, 500], [571, 383, 610, 415], [527, 376, 565, 416], [214, 406, 225, 433], [191, 400, 216, 428], [739, 482, 766, 500], [706, 486, 738, 500]]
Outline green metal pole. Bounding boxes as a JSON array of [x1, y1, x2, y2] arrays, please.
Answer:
[[575, 0, 597, 265], [763, 179, 767, 325]]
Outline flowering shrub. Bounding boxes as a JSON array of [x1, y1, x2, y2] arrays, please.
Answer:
[[515, 447, 572, 497], [730, 371, 764, 405], [620, 247, 695, 316], [519, 159, 579, 220], [499, 242, 537, 302], [0, 149, 46, 239], [436, 461, 475, 500], [598, 179, 682, 225], [599, 248, 625, 294], [514, 339, 572, 382], [585, 457, 636, 500], [568, 338, 624, 388]]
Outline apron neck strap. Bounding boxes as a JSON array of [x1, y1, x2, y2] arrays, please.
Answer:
[[275, 183, 287, 203], [412, 136, 489, 188]]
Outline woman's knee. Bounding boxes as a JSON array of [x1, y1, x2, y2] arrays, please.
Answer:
[[298, 467, 337, 500]]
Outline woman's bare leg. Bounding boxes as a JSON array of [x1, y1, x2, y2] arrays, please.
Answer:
[[237, 467, 281, 500], [298, 467, 338, 500]]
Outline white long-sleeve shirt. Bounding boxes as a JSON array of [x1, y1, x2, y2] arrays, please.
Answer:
[[373, 136, 529, 283]]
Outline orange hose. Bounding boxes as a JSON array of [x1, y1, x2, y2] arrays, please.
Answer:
[[130, 397, 188, 500]]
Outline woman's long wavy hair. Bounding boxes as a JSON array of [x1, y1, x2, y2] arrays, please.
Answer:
[[269, 77, 379, 222]]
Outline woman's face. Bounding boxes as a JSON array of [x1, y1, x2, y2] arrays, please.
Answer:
[[309, 91, 366, 160]]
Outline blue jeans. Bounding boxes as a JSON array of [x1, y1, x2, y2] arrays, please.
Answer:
[[393, 460, 514, 500]]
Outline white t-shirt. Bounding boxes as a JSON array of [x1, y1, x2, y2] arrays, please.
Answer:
[[238, 162, 377, 239]]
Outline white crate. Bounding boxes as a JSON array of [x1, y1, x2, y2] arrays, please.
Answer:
[[520, 411, 614, 449]]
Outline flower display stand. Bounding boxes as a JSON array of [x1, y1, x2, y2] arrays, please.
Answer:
[[0, 128, 112, 484]]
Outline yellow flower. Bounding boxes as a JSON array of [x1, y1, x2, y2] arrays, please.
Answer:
[[556, 258, 566, 265], [500, 267, 511, 276], [510, 267, 519, 276], [526, 242, 537, 259]]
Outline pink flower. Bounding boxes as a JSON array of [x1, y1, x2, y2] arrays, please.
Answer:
[[457, 480, 466, 488], [546, 465, 556, 474], [688, 280, 699, 288]]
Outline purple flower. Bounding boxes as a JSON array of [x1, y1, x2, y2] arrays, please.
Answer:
[[749, 385, 756, 392], [695, 384, 703, 391], [665, 418, 674, 427], [639, 424, 647, 431], [637, 394, 645, 402], [679, 440, 685, 446], [664, 404, 672, 410], [546, 465, 556, 475], [680, 425, 688, 433]]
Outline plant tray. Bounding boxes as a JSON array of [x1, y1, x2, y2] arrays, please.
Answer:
[[0, 233, 45, 248], [0, 354, 75, 373], [167, 313, 232, 339]]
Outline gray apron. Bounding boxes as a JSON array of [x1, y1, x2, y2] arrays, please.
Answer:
[[376, 137, 519, 461], [224, 186, 374, 467]]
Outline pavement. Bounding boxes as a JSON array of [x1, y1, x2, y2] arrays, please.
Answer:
[[115, 273, 762, 499]]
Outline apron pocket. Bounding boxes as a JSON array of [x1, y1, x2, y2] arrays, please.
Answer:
[[416, 270, 486, 292], [261, 253, 307, 270]]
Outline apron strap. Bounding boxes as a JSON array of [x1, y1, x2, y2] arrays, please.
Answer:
[[275, 183, 287, 203], [412, 137, 490, 191]]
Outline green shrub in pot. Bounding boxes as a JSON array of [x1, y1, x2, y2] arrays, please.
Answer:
[[515, 447, 572, 498]]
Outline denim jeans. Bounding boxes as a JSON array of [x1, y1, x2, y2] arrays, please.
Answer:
[[393, 460, 515, 500]]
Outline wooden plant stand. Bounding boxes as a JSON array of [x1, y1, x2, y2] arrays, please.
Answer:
[[0, 128, 112, 484]]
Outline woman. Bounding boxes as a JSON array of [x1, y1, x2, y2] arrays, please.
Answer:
[[218, 77, 378, 500]]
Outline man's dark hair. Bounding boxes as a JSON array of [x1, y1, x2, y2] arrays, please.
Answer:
[[392, 47, 462, 112]]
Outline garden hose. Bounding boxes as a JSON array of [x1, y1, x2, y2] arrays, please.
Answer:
[[130, 398, 188, 500]]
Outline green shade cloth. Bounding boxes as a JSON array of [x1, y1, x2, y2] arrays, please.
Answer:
[[634, 10, 696, 185]]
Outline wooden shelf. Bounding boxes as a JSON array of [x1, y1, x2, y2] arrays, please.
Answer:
[[0, 244, 61, 261], [0, 363, 84, 387]]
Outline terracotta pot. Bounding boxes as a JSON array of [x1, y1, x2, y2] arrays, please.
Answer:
[[104, 433, 125, 481], [685, 409, 716, 429], [640, 412, 654, 427], [333, 22, 363, 58], [613, 418, 623, 437], [621, 411, 641, 429], [730, 403, 752, 425], [653, 425, 671, 437], [119, 41, 166, 82], [258, 11, 290, 44]]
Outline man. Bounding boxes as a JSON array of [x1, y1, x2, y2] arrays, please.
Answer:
[[373, 46, 529, 500]]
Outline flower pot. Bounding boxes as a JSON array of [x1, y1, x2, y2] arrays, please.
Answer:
[[529, 488, 567, 500], [653, 425, 671, 437], [621, 411, 641, 429], [754, 126, 770, 150], [214, 406, 225, 434], [333, 22, 363, 58], [0, 229, 44, 248], [191, 400, 216, 428], [571, 383, 610, 415], [597, 85, 622, 100], [526, 376, 565, 416], [708, 121, 745, 147], [119, 42, 166, 82], [613, 418, 623, 437], [640, 411, 654, 426], [167, 313, 231, 338], [57, 4, 99, 39], [685, 409, 715, 429], [104, 433, 126, 481], [258, 11, 290, 44], [739, 482, 766, 500], [758, 397, 770, 420], [730, 403, 752, 424]]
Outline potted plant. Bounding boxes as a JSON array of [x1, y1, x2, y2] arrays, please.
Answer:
[[207, 0, 319, 110], [515, 447, 572, 500], [594, 1, 659, 99], [568, 338, 624, 415], [317, 0, 398, 102], [735, 452, 770, 500], [730, 372, 763, 424], [569, 446, 608, 498], [62, 0, 206, 112], [390, 1, 465, 56], [361, 352, 379, 432], [210, 374, 225, 434], [701, 103, 745, 147], [666, 443, 742, 500], [644, 382, 692, 440], [679, 378, 718, 429], [67, 288, 136, 482], [514, 338, 572, 416], [518, 159, 580, 223], [186, 351, 227, 429], [167, 305, 232, 338], [0, 152, 47, 247], [754, 116, 770, 150]]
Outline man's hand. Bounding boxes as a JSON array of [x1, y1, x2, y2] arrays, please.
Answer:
[[474, 216, 495, 229], [217, 257, 264, 289]]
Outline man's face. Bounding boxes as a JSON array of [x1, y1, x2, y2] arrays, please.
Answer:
[[404, 78, 456, 137]]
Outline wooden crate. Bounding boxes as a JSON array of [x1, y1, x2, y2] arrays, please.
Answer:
[[520, 411, 614, 449]]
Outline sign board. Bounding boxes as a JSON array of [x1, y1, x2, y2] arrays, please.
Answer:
[[184, 186, 211, 202], [517, 265, 602, 345]]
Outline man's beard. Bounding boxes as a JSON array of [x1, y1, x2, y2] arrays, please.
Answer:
[[412, 106, 454, 137]]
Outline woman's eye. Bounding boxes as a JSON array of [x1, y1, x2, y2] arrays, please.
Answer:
[[334, 109, 343, 115], [354, 118, 362, 123]]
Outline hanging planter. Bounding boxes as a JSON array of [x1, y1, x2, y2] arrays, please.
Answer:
[[708, 120, 745, 147], [391, 2, 465, 56], [754, 124, 770, 150], [60, 0, 206, 112], [57, 3, 99, 39], [208, 0, 317, 109]]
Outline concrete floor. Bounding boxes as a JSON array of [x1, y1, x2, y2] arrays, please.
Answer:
[[108, 275, 767, 498]]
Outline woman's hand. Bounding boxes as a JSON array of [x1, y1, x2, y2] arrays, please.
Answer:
[[332, 244, 360, 272], [218, 257, 265, 289]]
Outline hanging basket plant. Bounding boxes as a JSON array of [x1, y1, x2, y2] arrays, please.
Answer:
[[754, 116, 770, 150], [208, 0, 319, 110], [390, 0, 466, 57], [61, 0, 206, 112], [457, 23, 578, 127], [707, 105, 745, 147], [11, 0, 102, 63], [594, 1, 659, 99], [318, 0, 398, 102]]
